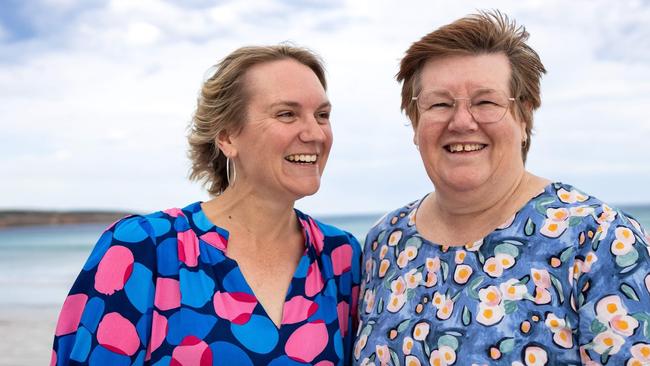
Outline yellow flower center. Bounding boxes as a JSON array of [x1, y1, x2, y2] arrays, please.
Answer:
[[607, 303, 618, 313], [641, 346, 650, 358]]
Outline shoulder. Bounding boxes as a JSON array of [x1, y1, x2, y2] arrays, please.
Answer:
[[548, 183, 649, 280], [89, 202, 206, 261], [549, 182, 647, 234], [105, 203, 201, 243], [526, 182, 646, 238]]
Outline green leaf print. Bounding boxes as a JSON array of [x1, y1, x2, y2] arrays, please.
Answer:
[[441, 260, 449, 283], [407, 289, 416, 301], [516, 275, 530, 285], [590, 319, 607, 335], [389, 349, 401, 366], [634, 314, 650, 338], [396, 319, 411, 333], [468, 276, 484, 299], [615, 249, 639, 267], [550, 274, 565, 304], [601, 347, 612, 364], [591, 231, 602, 251], [377, 297, 384, 313], [383, 270, 397, 289], [534, 197, 555, 215], [494, 243, 520, 258], [424, 342, 431, 358], [405, 236, 423, 249], [478, 251, 486, 265], [559, 247, 574, 263], [631, 312, 650, 322], [377, 230, 386, 244], [361, 323, 374, 337], [620, 283, 640, 301], [620, 263, 639, 274], [437, 335, 459, 351], [462, 305, 472, 326], [502, 239, 525, 246], [498, 338, 515, 354], [524, 218, 535, 236], [503, 300, 518, 314], [568, 216, 583, 227]]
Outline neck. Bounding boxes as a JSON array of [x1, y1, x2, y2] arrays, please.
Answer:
[[420, 170, 549, 245], [202, 183, 299, 244], [434, 170, 530, 218]]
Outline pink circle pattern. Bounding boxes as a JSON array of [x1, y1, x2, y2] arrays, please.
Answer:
[[52, 202, 360, 365]]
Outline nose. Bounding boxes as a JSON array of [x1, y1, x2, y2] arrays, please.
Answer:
[[447, 98, 478, 132], [299, 115, 328, 143]]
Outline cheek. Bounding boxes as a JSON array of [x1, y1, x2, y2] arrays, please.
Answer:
[[323, 126, 334, 151]]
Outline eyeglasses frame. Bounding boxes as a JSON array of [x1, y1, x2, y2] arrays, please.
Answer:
[[411, 89, 516, 124]]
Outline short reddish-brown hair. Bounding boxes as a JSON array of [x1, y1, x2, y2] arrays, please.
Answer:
[[396, 10, 546, 161]]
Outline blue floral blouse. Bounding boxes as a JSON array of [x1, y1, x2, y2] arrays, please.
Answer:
[[52, 202, 361, 365], [354, 182, 650, 366]]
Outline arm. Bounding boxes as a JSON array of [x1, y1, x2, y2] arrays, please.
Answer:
[[52, 216, 157, 365], [574, 210, 650, 365]]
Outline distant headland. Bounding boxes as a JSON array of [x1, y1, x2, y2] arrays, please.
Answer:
[[0, 210, 134, 228]]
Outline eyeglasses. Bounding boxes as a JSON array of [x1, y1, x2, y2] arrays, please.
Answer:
[[412, 88, 516, 123]]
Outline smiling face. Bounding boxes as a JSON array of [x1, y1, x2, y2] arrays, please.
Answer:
[[414, 53, 527, 193], [224, 58, 332, 201]]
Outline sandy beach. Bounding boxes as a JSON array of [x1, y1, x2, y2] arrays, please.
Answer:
[[0, 304, 60, 365]]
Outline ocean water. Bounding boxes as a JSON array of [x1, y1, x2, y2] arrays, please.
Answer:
[[0, 207, 648, 306]]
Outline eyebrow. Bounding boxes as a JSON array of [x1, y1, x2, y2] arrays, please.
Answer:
[[268, 101, 331, 109]]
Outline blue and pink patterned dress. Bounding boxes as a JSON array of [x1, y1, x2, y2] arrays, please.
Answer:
[[52, 202, 361, 365], [354, 182, 650, 365]]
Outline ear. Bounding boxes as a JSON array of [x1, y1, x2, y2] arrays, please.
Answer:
[[216, 129, 237, 158], [517, 101, 532, 138]]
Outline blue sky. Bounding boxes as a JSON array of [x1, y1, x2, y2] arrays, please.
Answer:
[[1, 0, 649, 215]]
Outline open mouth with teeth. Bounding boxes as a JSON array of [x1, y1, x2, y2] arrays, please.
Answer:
[[444, 143, 487, 153], [285, 154, 318, 164]]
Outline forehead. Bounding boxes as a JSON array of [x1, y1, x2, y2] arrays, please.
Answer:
[[419, 53, 511, 93], [243, 59, 327, 105]]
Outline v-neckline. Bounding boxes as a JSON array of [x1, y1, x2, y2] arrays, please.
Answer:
[[191, 202, 315, 330], [226, 250, 309, 330]]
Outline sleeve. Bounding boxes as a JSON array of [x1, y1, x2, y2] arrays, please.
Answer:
[[573, 210, 650, 365], [51, 216, 158, 366], [348, 232, 362, 336], [339, 231, 362, 366]]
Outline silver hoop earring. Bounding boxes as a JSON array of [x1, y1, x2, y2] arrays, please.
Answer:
[[226, 157, 236, 186]]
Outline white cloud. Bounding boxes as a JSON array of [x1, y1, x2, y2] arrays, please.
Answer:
[[1, 0, 649, 214]]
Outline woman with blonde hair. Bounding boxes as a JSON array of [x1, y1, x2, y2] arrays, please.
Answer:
[[52, 44, 360, 365]]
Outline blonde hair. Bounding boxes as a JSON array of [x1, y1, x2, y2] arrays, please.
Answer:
[[187, 44, 327, 195], [396, 10, 546, 162]]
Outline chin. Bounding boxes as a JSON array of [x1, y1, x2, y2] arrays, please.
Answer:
[[286, 181, 321, 200], [433, 170, 490, 192]]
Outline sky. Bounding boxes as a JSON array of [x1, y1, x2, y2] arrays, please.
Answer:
[[1, 0, 649, 215]]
